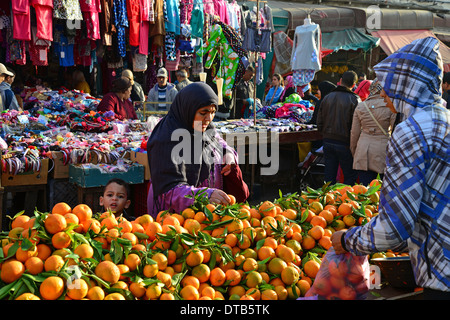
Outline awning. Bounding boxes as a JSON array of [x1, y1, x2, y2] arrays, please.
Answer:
[[322, 28, 380, 52], [370, 29, 450, 71]]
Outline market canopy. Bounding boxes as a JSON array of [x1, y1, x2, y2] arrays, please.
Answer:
[[322, 28, 380, 52], [370, 29, 450, 71]]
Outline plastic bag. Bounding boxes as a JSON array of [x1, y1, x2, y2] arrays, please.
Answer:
[[305, 247, 371, 300]]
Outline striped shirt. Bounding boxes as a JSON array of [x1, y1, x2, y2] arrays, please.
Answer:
[[344, 36, 450, 292]]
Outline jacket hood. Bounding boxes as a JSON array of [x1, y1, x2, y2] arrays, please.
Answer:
[[0, 82, 11, 92], [373, 37, 444, 117]]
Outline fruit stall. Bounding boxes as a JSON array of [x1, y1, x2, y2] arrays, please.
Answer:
[[0, 179, 421, 301]]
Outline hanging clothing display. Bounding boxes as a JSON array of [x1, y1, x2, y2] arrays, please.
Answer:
[[53, 0, 83, 21], [31, 0, 53, 41], [291, 22, 322, 87], [79, 0, 101, 40], [12, 0, 31, 41], [112, 0, 128, 57], [127, 0, 140, 47]]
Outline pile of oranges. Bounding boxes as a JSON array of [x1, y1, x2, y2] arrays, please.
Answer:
[[0, 180, 382, 300]]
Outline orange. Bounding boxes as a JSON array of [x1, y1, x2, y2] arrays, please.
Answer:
[[104, 293, 125, 300], [181, 275, 200, 289], [343, 215, 356, 227], [152, 252, 168, 270], [201, 286, 216, 299], [137, 214, 154, 228], [339, 286, 357, 300], [117, 264, 130, 281], [1, 259, 25, 283], [40, 276, 64, 300], [309, 225, 325, 240], [51, 202, 72, 215], [285, 239, 302, 255], [282, 208, 297, 220], [296, 279, 311, 296], [74, 243, 94, 260], [257, 246, 276, 261], [287, 285, 301, 299], [156, 271, 172, 288], [51, 231, 71, 249], [180, 285, 200, 300], [44, 254, 65, 272], [276, 245, 295, 263], [121, 232, 138, 246], [227, 194, 236, 205], [191, 264, 211, 283], [258, 201, 277, 217], [261, 289, 278, 300], [308, 201, 323, 214], [118, 219, 133, 233], [338, 203, 353, 216], [129, 282, 146, 299], [303, 260, 320, 278], [44, 214, 67, 234], [87, 286, 105, 300], [183, 219, 201, 235], [160, 292, 175, 300], [263, 237, 278, 250], [15, 293, 40, 300], [275, 285, 288, 300], [82, 219, 101, 233], [95, 260, 120, 284], [72, 204, 92, 222], [124, 253, 141, 271], [143, 263, 158, 278], [24, 256, 44, 275], [318, 210, 334, 224], [209, 267, 226, 287], [245, 270, 263, 288], [194, 211, 206, 223], [186, 248, 204, 267], [21, 228, 40, 245], [226, 218, 244, 234], [101, 216, 118, 229], [162, 215, 181, 227], [310, 215, 327, 228], [225, 233, 238, 247], [145, 221, 163, 241], [280, 265, 300, 285], [225, 269, 242, 286], [318, 236, 332, 250], [324, 205, 338, 217], [245, 287, 261, 300], [8, 227, 24, 241], [353, 184, 368, 195], [11, 215, 30, 229], [242, 257, 258, 272], [66, 278, 89, 300], [15, 246, 38, 263], [131, 221, 145, 233], [267, 257, 287, 275], [181, 208, 196, 220], [146, 283, 162, 299]]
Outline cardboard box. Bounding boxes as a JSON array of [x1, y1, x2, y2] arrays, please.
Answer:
[[130, 151, 150, 180], [69, 163, 144, 188], [1, 159, 49, 187], [51, 151, 70, 179]]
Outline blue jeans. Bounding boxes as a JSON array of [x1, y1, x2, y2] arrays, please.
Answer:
[[323, 141, 358, 185]]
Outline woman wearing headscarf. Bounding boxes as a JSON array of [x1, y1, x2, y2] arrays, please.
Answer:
[[331, 37, 450, 299], [354, 79, 372, 101], [350, 79, 396, 185], [280, 75, 295, 102], [146, 82, 249, 217], [97, 76, 137, 120]]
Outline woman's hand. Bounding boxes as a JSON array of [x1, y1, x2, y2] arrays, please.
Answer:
[[221, 152, 236, 176], [209, 189, 231, 205], [330, 230, 348, 254]]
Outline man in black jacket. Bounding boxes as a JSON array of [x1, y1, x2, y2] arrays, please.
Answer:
[[317, 71, 360, 185]]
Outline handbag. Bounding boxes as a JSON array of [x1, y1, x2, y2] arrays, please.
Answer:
[[363, 101, 388, 137]]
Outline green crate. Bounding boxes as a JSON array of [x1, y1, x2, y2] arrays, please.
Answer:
[[69, 164, 144, 188]]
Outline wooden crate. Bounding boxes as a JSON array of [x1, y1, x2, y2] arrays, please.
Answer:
[[1, 159, 49, 187]]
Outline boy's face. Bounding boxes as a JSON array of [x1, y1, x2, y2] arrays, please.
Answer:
[[100, 182, 130, 214]]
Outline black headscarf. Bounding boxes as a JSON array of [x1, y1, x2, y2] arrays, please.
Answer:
[[309, 81, 337, 125], [147, 82, 219, 198]]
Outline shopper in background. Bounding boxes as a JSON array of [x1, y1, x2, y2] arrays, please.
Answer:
[[280, 75, 295, 102], [97, 76, 137, 120], [175, 69, 192, 91], [122, 69, 145, 104], [264, 73, 284, 106], [0, 64, 20, 111], [332, 37, 450, 300], [350, 79, 396, 186], [72, 70, 91, 94], [146, 67, 178, 111], [317, 71, 360, 185], [232, 66, 255, 119], [354, 79, 372, 101], [146, 82, 249, 218]]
